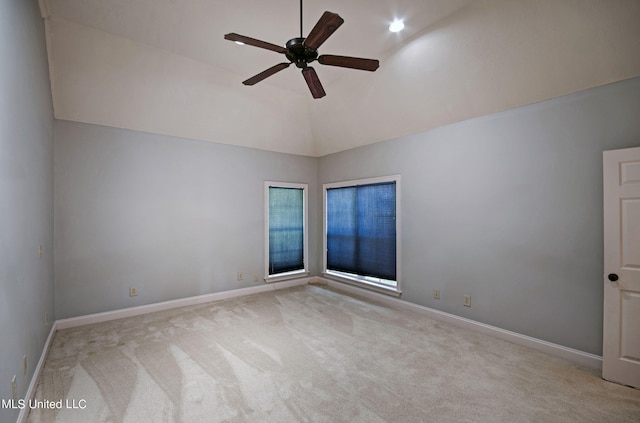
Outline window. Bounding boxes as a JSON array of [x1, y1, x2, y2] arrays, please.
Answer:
[[323, 175, 401, 295], [265, 182, 309, 282]]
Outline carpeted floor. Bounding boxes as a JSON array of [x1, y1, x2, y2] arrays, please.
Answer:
[[27, 284, 640, 422]]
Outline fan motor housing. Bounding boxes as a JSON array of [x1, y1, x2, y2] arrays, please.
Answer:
[[285, 37, 318, 68]]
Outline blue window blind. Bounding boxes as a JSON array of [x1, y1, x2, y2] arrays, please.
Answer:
[[326, 182, 396, 281], [268, 187, 304, 275]]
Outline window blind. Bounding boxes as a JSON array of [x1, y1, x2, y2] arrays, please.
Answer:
[[326, 182, 396, 281], [268, 187, 304, 274]]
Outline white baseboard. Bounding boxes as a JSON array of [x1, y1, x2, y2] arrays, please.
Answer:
[[17, 321, 57, 423], [56, 278, 311, 330], [320, 278, 602, 370]]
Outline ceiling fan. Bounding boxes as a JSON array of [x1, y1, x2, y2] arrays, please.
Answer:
[[224, 0, 380, 99]]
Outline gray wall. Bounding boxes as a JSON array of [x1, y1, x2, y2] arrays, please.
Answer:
[[54, 78, 640, 356], [318, 77, 640, 355], [0, 1, 54, 422], [54, 121, 318, 319]]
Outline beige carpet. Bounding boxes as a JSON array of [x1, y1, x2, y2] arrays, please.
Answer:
[[28, 284, 640, 422]]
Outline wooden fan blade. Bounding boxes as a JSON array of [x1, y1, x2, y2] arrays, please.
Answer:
[[303, 11, 344, 50], [301, 67, 326, 99], [242, 63, 291, 86], [318, 55, 380, 71], [224, 33, 286, 54]]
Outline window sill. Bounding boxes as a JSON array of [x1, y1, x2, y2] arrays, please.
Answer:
[[322, 271, 402, 297], [264, 270, 309, 283]]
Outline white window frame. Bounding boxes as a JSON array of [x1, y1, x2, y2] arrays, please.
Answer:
[[264, 181, 309, 283], [322, 175, 402, 296]]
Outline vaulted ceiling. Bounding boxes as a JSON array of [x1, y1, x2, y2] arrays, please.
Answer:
[[39, 0, 640, 156]]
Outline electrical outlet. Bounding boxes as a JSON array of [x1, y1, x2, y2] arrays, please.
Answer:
[[433, 289, 440, 299], [237, 272, 243, 281], [11, 375, 17, 401], [253, 274, 259, 283], [44, 311, 49, 326], [38, 245, 43, 259], [129, 287, 138, 297], [23, 355, 27, 375], [464, 295, 471, 307]]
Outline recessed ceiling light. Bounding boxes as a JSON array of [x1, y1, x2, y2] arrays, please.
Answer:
[[389, 19, 404, 33]]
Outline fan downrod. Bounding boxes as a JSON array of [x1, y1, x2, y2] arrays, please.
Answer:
[[285, 38, 318, 68]]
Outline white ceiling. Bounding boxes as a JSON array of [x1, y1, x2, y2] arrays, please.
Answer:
[[40, 0, 640, 156], [42, 0, 472, 91]]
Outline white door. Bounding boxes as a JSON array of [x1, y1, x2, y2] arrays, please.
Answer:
[[603, 146, 640, 388]]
